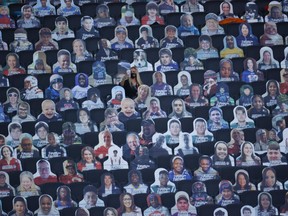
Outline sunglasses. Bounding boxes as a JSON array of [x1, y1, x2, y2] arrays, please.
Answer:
[[8, 93, 18, 97]]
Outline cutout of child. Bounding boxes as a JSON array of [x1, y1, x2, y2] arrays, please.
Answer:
[[217, 58, 240, 82], [17, 5, 40, 28], [134, 84, 151, 111], [141, 2, 165, 25], [211, 141, 235, 167], [260, 22, 284, 46], [203, 70, 217, 97], [191, 118, 214, 144], [28, 51, 52, 74], [118, 98, 140, 124], [34, 194, 60, 216], [181, 0, 204, 14], [181, 48, 204, 71], [150, 168, 176, 195], [150, 71, 173, 96], [164, 118, 182, 145], [135, 25, 159, 49], [33, 159, 58, 185], [118, 5, 140, 26], [71, 73, 91, 100], [142, 97, 167, 120], [218, 1, 238, 21], [8, 196, 33, 216], [33, 0, 56, 17], [20, 76, 44, 100], [196, 35, 219, 60], [201, 13, 224, 36], [130, 145, 156, 170], [215, 180, 240, 206], [185, 83, 209, 108], [6, 122, 22, 148], [51, 16, 75, 41], [236, 141, 261, 166], [99, 108, 124, 132], [33, 121, 49, 148], [12, 102, 35, 124], [210, 82, 235, 107], [254, 129, 269, 152], [257, 47, 280, 70], [233, 170, 256, 194], [241, 2, 263, 23], [94, 4, 116, 29], [257, 167, 283, 191], [74, 108, 98, 135], [79, 185, 105, 209], [82, 87, 104, 111], [37, 99, 62, 123], [241, 57, 264, 83], [0, 6, 15, 29], [53, 49, 77, 74], [254, 192, 278, 215], [237, 84, 253, 107], [194, 155, 219, 181], [155, 48, 179, 72], [59, 159, 84, 184], [150, 133, 172, 159], [103, 145, 128, 171], [174, 132, 199, 157], [170, 191, 197, 215], [35, 28, 59, 52], [15, 132, 40, 159], [230, 106, 255, 129], [247, 95, 270, 119], [160, 25, 184, 49], [236, 23, 259, 47], [2, 53, 25, 76], [0, 145, 22, 172], [76, 16, 99, 40], [16, 171, 41, 198], [53, 185, 77, 210], [168, 98, 192, 119], [178, 14, 199, 37], [41, 132, 67, 159], [56, 88, 79, 112], [9, 28, 33, 53], [190, 181, 213, 207], [107, 86, 126, 109], [110, 25, 134, 51], [0, 171, 15, 198], [90, 60, 112, 86], [45, 74, 63, 100], [77, 146, 102, 171], [71, 39, 94, 63], [220, 35, 244, 59], [173, 71, 192, 97], [265, 1, 288, 23], [130, 49, 153, 72], [207, 106, 229, 131], [262, 79, 281, 107], [60, 122, 82, 147], [58, 0, 80, 16]]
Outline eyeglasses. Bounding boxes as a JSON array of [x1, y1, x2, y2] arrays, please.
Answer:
[[8, 93, 18, 97]]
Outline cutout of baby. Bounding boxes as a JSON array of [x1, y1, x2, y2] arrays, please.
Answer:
[[150, 168, 176, 195], [196, 35, 219, 60], [37, 99, 62, 123], [213, 208, 228, 216], [280, 128, 288, 153], [241, 2, 264, 23], [164, 118, 182, 145], [71, 73, 91, 100], [110, 25, 134, 51], [158, 0, 179, 15], [178, 14, 200, 37], [236, 22, 259, 47], [53, 185, 77, 210], [53, 49, 77, 74], [82, 87, 104, 111], [150, 71, 173, 97], [160, 25, 184, 49], [154, 48, 179, 72], [262, 79, 281, 107], [181, 0, 204, 14], [8, 196, 33, 216], [114, 60, 130, 85], [41, 132, 67, 159], [16, 171, 41, 198], [76, 16, 99, 40], [170, 191, 197, 215], [90, 60, 112, 86], [203, 70, 217, 97], [141, 2, 165, 25], [257, 46, 280, 71], [12, 102, 36, 124], [180, 48, 204, 71], [107, 86, 125, 109], [6, 122, 22, 148], [28, 51, 52, 74], [237, 84, 254, 107], [260, 22, 284, 46], [142, 97, 167, 120], [247, 95, 270, 119], [130, 49, 153, 72], [262, 141, 287, 166], [135, 25, 159, 49], [143, 193, 170, 215], [150, 133, 172, 159], [218, 1, 238, 21], [20, 76, 44, 100], [103, 145, 128, 171], [174, 132, 199, 157], [51, 16, 75, 41], [2, 53, 26, 76], [95, 38, 118, 62], [190, 181, 213, 207], [9, 28, 33, 53], [0, 171, 15, 198], [78, 185, 105, 209], [33, 0, 56, 17], [211, 141, 235, 167], [220, 35, 244, 59], [272, 94, 288, 116], [191, 118, 214, 144], [71, 39, 94, 63], [241, 57, 264, 83], [194, 155, 219, 181], [257, 167, 283, 191], [118, 5, 140, 27], [33, 121, 49, 148], [57, 0, 80, 16], [4, 87, 22, 114], [230, 106, 255, 129], [201, 13, 224, 36], [56, 88, 79, 112], [254, 129, 269, 152], [59, 159, 83, 184], [45, 74, 63, 100], [17, 5, 40, 29], [173, 71, 192, 97], [0, 6, 16, 29], [236, 141, 261, 166], [35, 28, 59, 52], [210, 82, 235, 107], [0, 145, 22, 172], [33, 159, 58, 185], [215, 180, 240, 206], [233, 170, 256, 194], [217, 58, 240, 82], [168, 98, 192, 119], [118, 98, 140, 124], [265, 1, 288, 23], [281, 47, 288, 69], [185, 83, 209, 108], [130, 145, 156, 170], [94, 4, 116, 29], [207, 106, 229, 131]]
